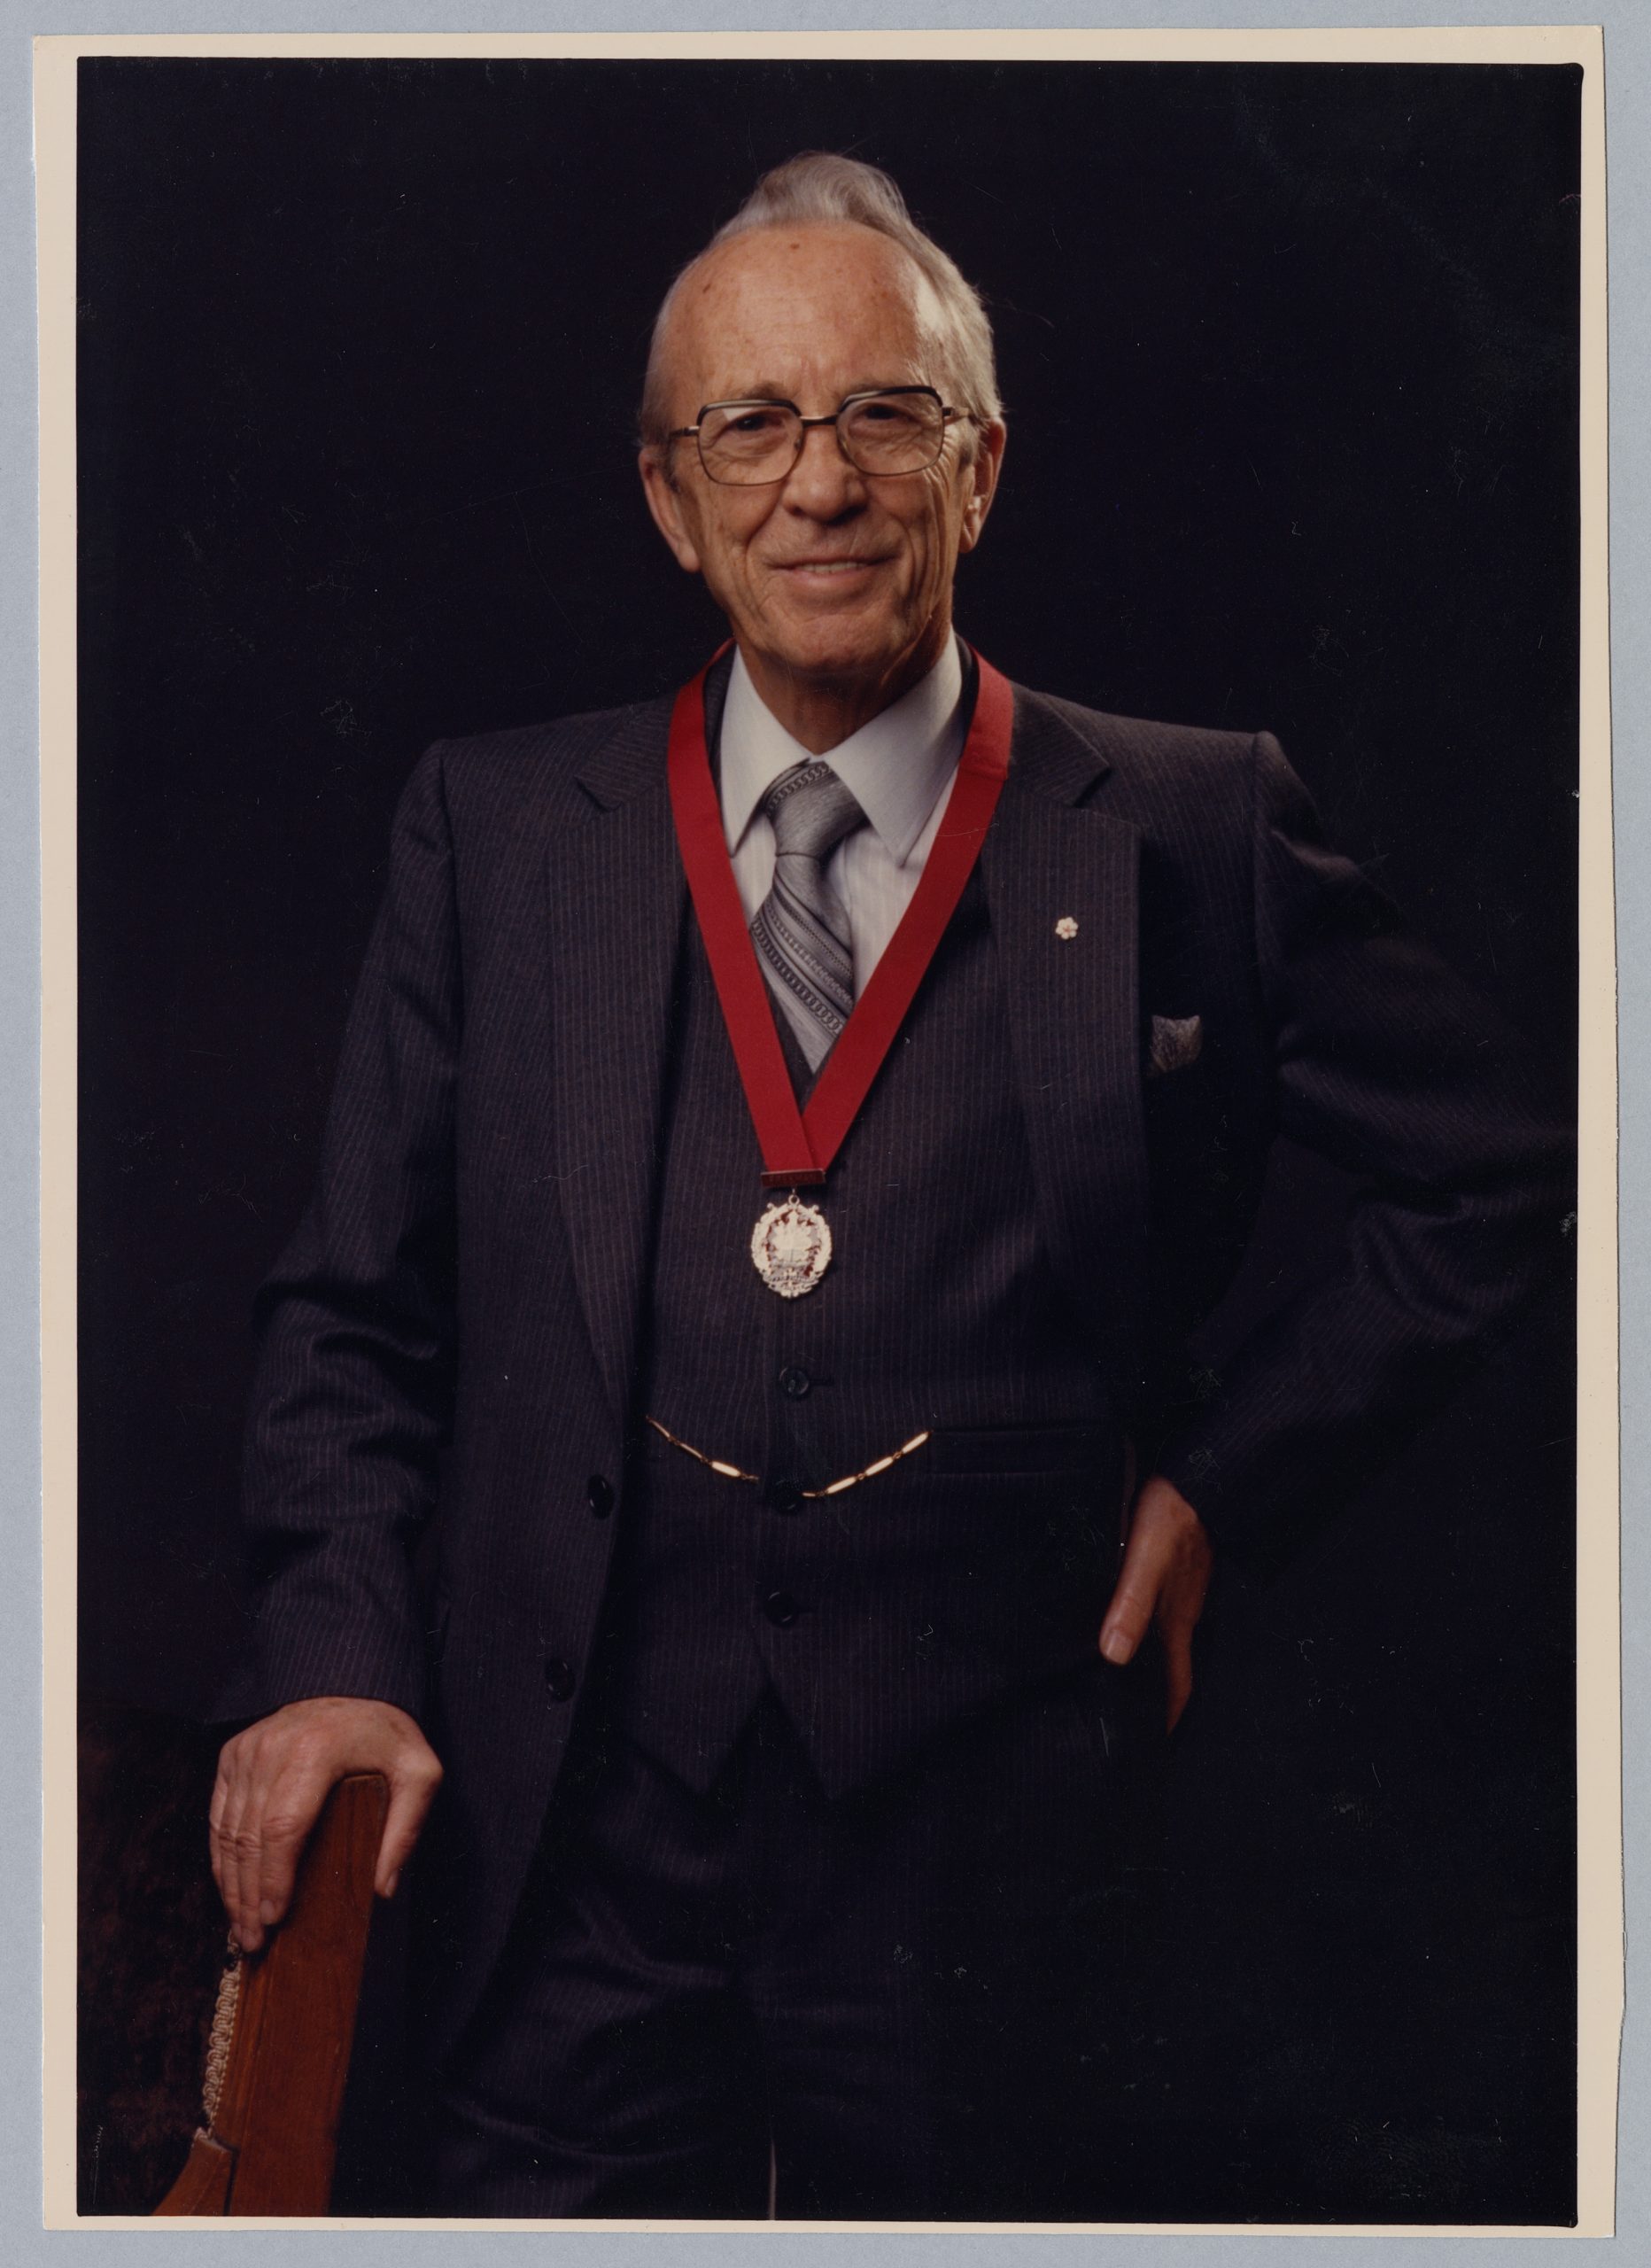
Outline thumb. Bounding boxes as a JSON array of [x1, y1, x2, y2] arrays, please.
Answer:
[[374, 1753, 442, 1900], [1100, 1559, 1158, 1665]]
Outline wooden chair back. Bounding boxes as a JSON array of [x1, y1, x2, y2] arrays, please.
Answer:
[[154, 1771, 387, 2216]]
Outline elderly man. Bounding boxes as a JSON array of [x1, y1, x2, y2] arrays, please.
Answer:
[[211, 155, 1569, 2218]]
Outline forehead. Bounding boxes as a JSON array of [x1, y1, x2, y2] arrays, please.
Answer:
[[664, 222, 942, 403]]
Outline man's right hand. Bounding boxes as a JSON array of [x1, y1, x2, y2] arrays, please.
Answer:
[[210, 1697, 443, 1954]]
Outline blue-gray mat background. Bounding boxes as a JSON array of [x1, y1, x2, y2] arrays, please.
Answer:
[[10, 4, 1643, 2262]]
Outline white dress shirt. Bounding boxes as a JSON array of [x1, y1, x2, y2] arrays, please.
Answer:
[[718, 634, 968, 999]]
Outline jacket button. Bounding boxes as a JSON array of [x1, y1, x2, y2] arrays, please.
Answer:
[[763, 1590, 802, 1628], [586, 1474, 614, 1517], [767, 1478, 804, 1517], [543, 1656, 577, 1700], [779, 1365, 812, 1400]]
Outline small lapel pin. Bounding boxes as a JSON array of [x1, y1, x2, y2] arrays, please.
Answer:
[[1054, 916, 1079, 940]]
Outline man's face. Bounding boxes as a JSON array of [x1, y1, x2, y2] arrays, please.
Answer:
[[641, 224, 1004, 722]]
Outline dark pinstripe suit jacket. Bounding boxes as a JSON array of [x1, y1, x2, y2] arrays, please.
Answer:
[[239, 671, 1571, 2054]]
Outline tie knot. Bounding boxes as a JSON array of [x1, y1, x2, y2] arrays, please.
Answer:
[[761, 761, 867, 865]]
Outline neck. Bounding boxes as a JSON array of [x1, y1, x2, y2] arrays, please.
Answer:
[[737, 618, 951, 755]]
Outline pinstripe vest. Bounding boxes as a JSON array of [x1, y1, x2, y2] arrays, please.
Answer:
[[602, 866, 1122, 1794]]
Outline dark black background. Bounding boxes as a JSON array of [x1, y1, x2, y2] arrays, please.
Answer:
[[77, 58, 1579, 2222]]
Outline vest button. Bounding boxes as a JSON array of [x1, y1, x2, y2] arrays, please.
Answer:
[[779, 1365, 812, 1400], [767, 1478, 804, 1517], [543, 1656, 577, 1700], [586, 1474, 614, 1517], [763, 1590, 802, 1628]]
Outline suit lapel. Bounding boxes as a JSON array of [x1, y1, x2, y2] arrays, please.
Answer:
[[980, 687, 1149, 1409], [543, 670, 1148, 1421], [543, 699, 686, 1427]]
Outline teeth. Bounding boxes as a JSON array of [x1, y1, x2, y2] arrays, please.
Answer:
[[791, 561, 864, 574]]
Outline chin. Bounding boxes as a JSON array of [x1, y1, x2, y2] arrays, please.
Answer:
[[762, 614, 912, 689]]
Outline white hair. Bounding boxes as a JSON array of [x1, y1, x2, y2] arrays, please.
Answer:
[[639, 152, 1002, 454]]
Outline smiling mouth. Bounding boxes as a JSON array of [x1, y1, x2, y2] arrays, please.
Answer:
[[774, 557, 884, 577]]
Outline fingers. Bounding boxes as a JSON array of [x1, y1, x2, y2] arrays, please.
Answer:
[[211, 1729, 280, 1952], [250, 1755, 334, 1943], [211, 1733, 330, 1953], [209, 1744, 248, 1945], [375, 1744, 444, 1900], [209, 1699, 446, 1947]]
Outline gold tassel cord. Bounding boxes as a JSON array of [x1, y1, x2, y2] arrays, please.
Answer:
[[199, 1936, 244, 2132]]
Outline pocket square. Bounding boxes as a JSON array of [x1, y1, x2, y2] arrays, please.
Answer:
[[1147, 1013, 1203, 1079]]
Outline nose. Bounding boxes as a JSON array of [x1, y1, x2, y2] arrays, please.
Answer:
[[778, 418, 865, 517]]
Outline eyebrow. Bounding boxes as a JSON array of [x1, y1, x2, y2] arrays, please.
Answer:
[[706, 379, 920, 406]]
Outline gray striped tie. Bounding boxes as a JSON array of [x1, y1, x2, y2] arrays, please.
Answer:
[[750, 760, 868, 1069]]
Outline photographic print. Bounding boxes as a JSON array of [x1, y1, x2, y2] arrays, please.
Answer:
[[43, 30, 1610, 2232]]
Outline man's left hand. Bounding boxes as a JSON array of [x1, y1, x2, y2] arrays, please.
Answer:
[[1098, 1474, 1213, 1731]]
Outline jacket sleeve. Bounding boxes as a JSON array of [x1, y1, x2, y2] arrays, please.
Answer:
[[233, 744, 461, 1723], [1154, 729, 1576, 1565]]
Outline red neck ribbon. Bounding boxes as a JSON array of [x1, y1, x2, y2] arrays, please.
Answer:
[[666, 644, 1014, 1190]]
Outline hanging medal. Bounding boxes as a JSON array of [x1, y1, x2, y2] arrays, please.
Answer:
[[748, 1194, 833, 1300], [667, 641, 1015, 1295]]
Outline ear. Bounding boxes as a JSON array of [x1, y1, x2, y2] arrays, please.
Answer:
[[957, 418, 1007, 555], [639, 447, 703, 576]]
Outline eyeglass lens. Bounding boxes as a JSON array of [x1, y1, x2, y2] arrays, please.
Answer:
[[698, 393, 946, 484]]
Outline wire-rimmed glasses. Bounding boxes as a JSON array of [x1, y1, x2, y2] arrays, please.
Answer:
[[669, 386, 973, 485]]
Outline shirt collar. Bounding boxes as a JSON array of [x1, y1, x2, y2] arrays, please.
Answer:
[[719, 633, 967, 870]]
